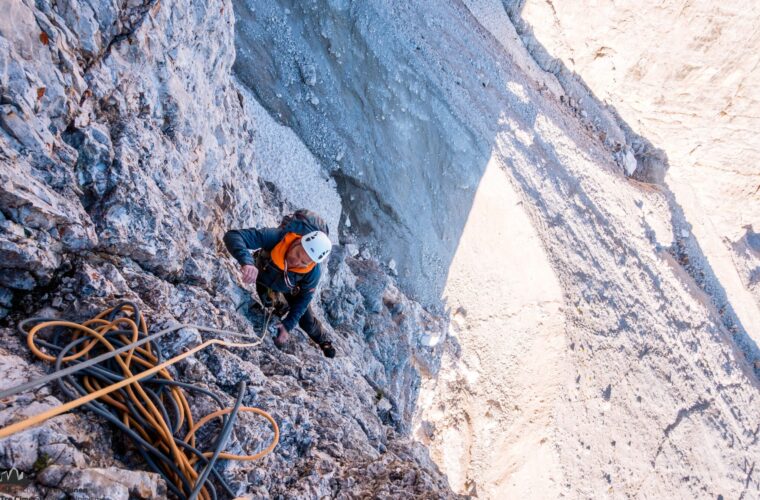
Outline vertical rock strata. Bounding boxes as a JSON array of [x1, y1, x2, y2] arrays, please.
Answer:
[[233, 0, 493, 307]]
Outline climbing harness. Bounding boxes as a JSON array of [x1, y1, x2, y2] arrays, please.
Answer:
[[0, 302, 279, 500]]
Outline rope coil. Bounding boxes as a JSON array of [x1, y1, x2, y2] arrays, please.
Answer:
[[0, 302, 278, 500]]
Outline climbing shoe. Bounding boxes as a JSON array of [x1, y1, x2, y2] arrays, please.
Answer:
[[319, 341, 336, 358]]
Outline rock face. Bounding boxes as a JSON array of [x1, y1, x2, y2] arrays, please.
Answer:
[[0, 0, 456, 498], [232, 0, 759, 498], [1, 0, 759, 499], [414, 156, 568, 497], [513, 0, 760, 233], [509, 0, 760, 365], [233, 0, 492, 307]]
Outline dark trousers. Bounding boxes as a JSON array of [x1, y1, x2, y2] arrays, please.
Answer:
[[256, 284, 328, 344]]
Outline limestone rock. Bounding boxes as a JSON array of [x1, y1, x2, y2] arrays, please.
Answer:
[[37, 465, 166, 499]]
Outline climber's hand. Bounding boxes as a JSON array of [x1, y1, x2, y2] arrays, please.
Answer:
[[241, 264, 259, 284]]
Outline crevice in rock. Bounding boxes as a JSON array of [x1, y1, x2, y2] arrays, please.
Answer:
[[3, 258, 77, 326], [651, 398, 712, 465], [81, 0, 158, 75]]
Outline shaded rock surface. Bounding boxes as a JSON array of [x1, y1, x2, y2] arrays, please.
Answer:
[[233, 0, 491, 307]]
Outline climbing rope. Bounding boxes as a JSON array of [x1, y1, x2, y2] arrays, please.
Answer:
[[0, 302, 279, 500]]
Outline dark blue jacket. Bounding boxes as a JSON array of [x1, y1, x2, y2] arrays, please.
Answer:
[[224, 228, 322, 331]]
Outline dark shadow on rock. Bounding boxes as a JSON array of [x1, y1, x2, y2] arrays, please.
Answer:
[[231, 0, 492, 309], [666, 199, 760, 376]]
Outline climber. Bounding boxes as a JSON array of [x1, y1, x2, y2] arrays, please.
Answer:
[[223, 210, 336, 358]]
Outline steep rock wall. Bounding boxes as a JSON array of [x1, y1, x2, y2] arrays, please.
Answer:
[[0, 0, 457, 497], [513, 0, 760, 238], [232, 0, 493, 307], [509, 0, 760, 360], [230, 0, 760, 497], [0, 0, 758, 498]]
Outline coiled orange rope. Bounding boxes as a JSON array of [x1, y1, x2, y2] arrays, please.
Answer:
[[0, 303, 279, 499]]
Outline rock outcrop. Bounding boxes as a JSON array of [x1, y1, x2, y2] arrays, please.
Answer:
[[507, 0, 760, 370], [0, 0, 456, 497], [233, 0, 492, 307]]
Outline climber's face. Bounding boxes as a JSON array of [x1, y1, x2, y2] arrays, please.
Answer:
[[285, 240, 314, 268]]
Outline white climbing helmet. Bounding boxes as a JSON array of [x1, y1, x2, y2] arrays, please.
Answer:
[[301, 231, 332, 263]]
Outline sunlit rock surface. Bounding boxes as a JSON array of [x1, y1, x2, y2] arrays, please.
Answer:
[[510, 0, 760, 359]]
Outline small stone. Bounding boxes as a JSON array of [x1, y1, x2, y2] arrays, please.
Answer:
[[623, 150, 637, 176], [420, 332, 441, 347], [388, 259, 397, 274], [160, 327, 202, 357], [377, 397, 392, 412], [346, 243, 359, 257], [300, 63, 317, 86], [0, 269, 36, 290]]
